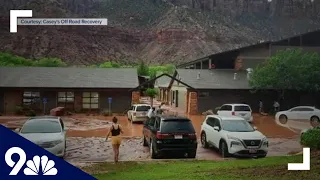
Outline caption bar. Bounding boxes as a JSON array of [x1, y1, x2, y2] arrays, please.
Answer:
[[17, 18, 108, 26]]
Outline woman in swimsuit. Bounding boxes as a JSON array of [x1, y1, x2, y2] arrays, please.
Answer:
[[106, 117, 123, 163]]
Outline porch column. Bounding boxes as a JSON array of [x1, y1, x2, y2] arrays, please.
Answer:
[[200, 61, 203, 69], [187, 91, 198, 115], [209, 59, 212, 68], [131, 91, 140, 104]]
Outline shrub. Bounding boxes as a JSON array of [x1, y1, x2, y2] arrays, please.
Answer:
[[300, 128, 320, 149], [15, 106, 24, 115], [25, 110, 36, 117]]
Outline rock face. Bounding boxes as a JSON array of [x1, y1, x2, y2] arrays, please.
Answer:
[[1, 0, 320, 65]]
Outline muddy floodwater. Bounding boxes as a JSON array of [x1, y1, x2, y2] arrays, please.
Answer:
[[65, 136, 302, 166]]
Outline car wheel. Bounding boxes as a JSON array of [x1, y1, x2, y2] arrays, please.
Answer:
[[310, 116, 320, 127], [150, 140, 158, 159], [220, 141, 230, 158], [187, 150, 197, 158], [143, 136, 148, 147], [201, 132, 209, 148], [279, 114, 288, 124]]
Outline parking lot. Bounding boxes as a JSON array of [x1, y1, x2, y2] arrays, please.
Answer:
[[0, 113, 302, 166]]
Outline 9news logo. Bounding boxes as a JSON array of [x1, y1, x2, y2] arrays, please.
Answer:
[[5, 147, 58, 176]]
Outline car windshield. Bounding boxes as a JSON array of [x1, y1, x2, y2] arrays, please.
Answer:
[[160, 119, 195, 133], [136, 106, 151, 111], [21, 120, 62, 133], [234, 105, 251, 111], [221, 120, 254, 132]]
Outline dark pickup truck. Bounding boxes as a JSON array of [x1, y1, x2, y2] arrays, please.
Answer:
[[142, 115, 197, 159]]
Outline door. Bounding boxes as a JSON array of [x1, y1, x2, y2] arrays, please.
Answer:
[[204, 117, 216, 146], [144, 116, 156, 144], [293, 107, 314, 120], [42, 91, 57, 114], [287, 107, 305, 120], [217, 105, 233, 116], [175, 90, 179, 107], [211, 118, 222, 147]]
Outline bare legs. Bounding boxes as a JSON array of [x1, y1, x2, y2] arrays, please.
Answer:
[[112, 144, 121, 163]]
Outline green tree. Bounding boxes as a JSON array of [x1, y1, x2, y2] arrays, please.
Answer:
[[145, 88, 158, 107], [0, 52, 33, 66], [137, 61, 149, 76], [33, 57, 67, 67], [249, 49, 320, 98]]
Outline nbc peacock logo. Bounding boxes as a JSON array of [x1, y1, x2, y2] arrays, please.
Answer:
[[24, 155, 58, 175], [5, 147, 58, 176]]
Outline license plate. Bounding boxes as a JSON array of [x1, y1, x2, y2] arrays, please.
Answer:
[[249, 149, 257, 153], [174, 135, 183, 139]]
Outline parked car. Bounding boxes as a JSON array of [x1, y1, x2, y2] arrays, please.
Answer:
[[127, 104, 151, 122], [142, 115, 197, 159], [200, 115, 268, 158], [217, 104, 253, 122], [15, 117, 67, 158], [275, 106, 320, 129]]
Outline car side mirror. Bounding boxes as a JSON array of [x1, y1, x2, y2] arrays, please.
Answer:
[[213, 126, 220, 131], [253, 126, 257, 130], [15, 128, 20, 132]]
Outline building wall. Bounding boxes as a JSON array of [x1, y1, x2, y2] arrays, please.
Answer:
[[271, 45, 320, 55], [239, 44, 270, 58], [100, 90, 132, 113], [171, 85, 188, 112], [0, 91, 4, 113], [4, 90, 23, 114], [0, 88, 133, 114]]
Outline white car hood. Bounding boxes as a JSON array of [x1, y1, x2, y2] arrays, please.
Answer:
[[19, 133, 63, 144], [227, 131, 265, 140]]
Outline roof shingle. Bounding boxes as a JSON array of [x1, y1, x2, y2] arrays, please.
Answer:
[[176, 69, 250, 89], [0, 67, 139, 88]]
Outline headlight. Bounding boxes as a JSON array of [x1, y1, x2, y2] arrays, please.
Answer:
[[227, 135, 240, 141], [262, 137, 268, 146], [231, 141, 242, 146]]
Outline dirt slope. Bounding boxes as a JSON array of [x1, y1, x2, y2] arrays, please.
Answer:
[[0, 0, 320, 65]]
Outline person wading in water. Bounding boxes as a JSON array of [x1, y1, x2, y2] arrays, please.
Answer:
[[106, 117, 123, 163]]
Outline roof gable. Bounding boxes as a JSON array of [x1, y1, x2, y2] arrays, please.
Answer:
[[0, 67, 139, 88]]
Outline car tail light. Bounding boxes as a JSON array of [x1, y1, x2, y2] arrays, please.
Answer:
[[232, 112, 235, 115], [188, 133, 197, 139], [156, 131, 170, 139], [133, 112, 136, 116]]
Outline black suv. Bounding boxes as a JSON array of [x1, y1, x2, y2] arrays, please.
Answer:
[[142, 115, 197, 159]]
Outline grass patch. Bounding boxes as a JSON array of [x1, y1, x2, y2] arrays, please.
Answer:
[[82, 153, 320, 179]]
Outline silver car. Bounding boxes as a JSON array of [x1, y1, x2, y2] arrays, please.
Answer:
[[16, 118, 67, 158]]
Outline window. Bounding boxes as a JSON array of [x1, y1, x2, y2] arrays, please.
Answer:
[[136, 105, 151, 111], [213, 118, 221, 129], [206, 118, 215, 127], [58, 92, 74, 103], [234, 105, 251, 111], [82, 92, 99, 109], [160, 119, 195, 133], [220, 105, 232, 111], [291, 107, 314, 112], [23, 91, 40, 105]]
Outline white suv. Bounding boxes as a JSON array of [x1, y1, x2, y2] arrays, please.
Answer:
[[217, 104, 253, 122], [200, 115, 268, 158], [127, 104, 151, 122]]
